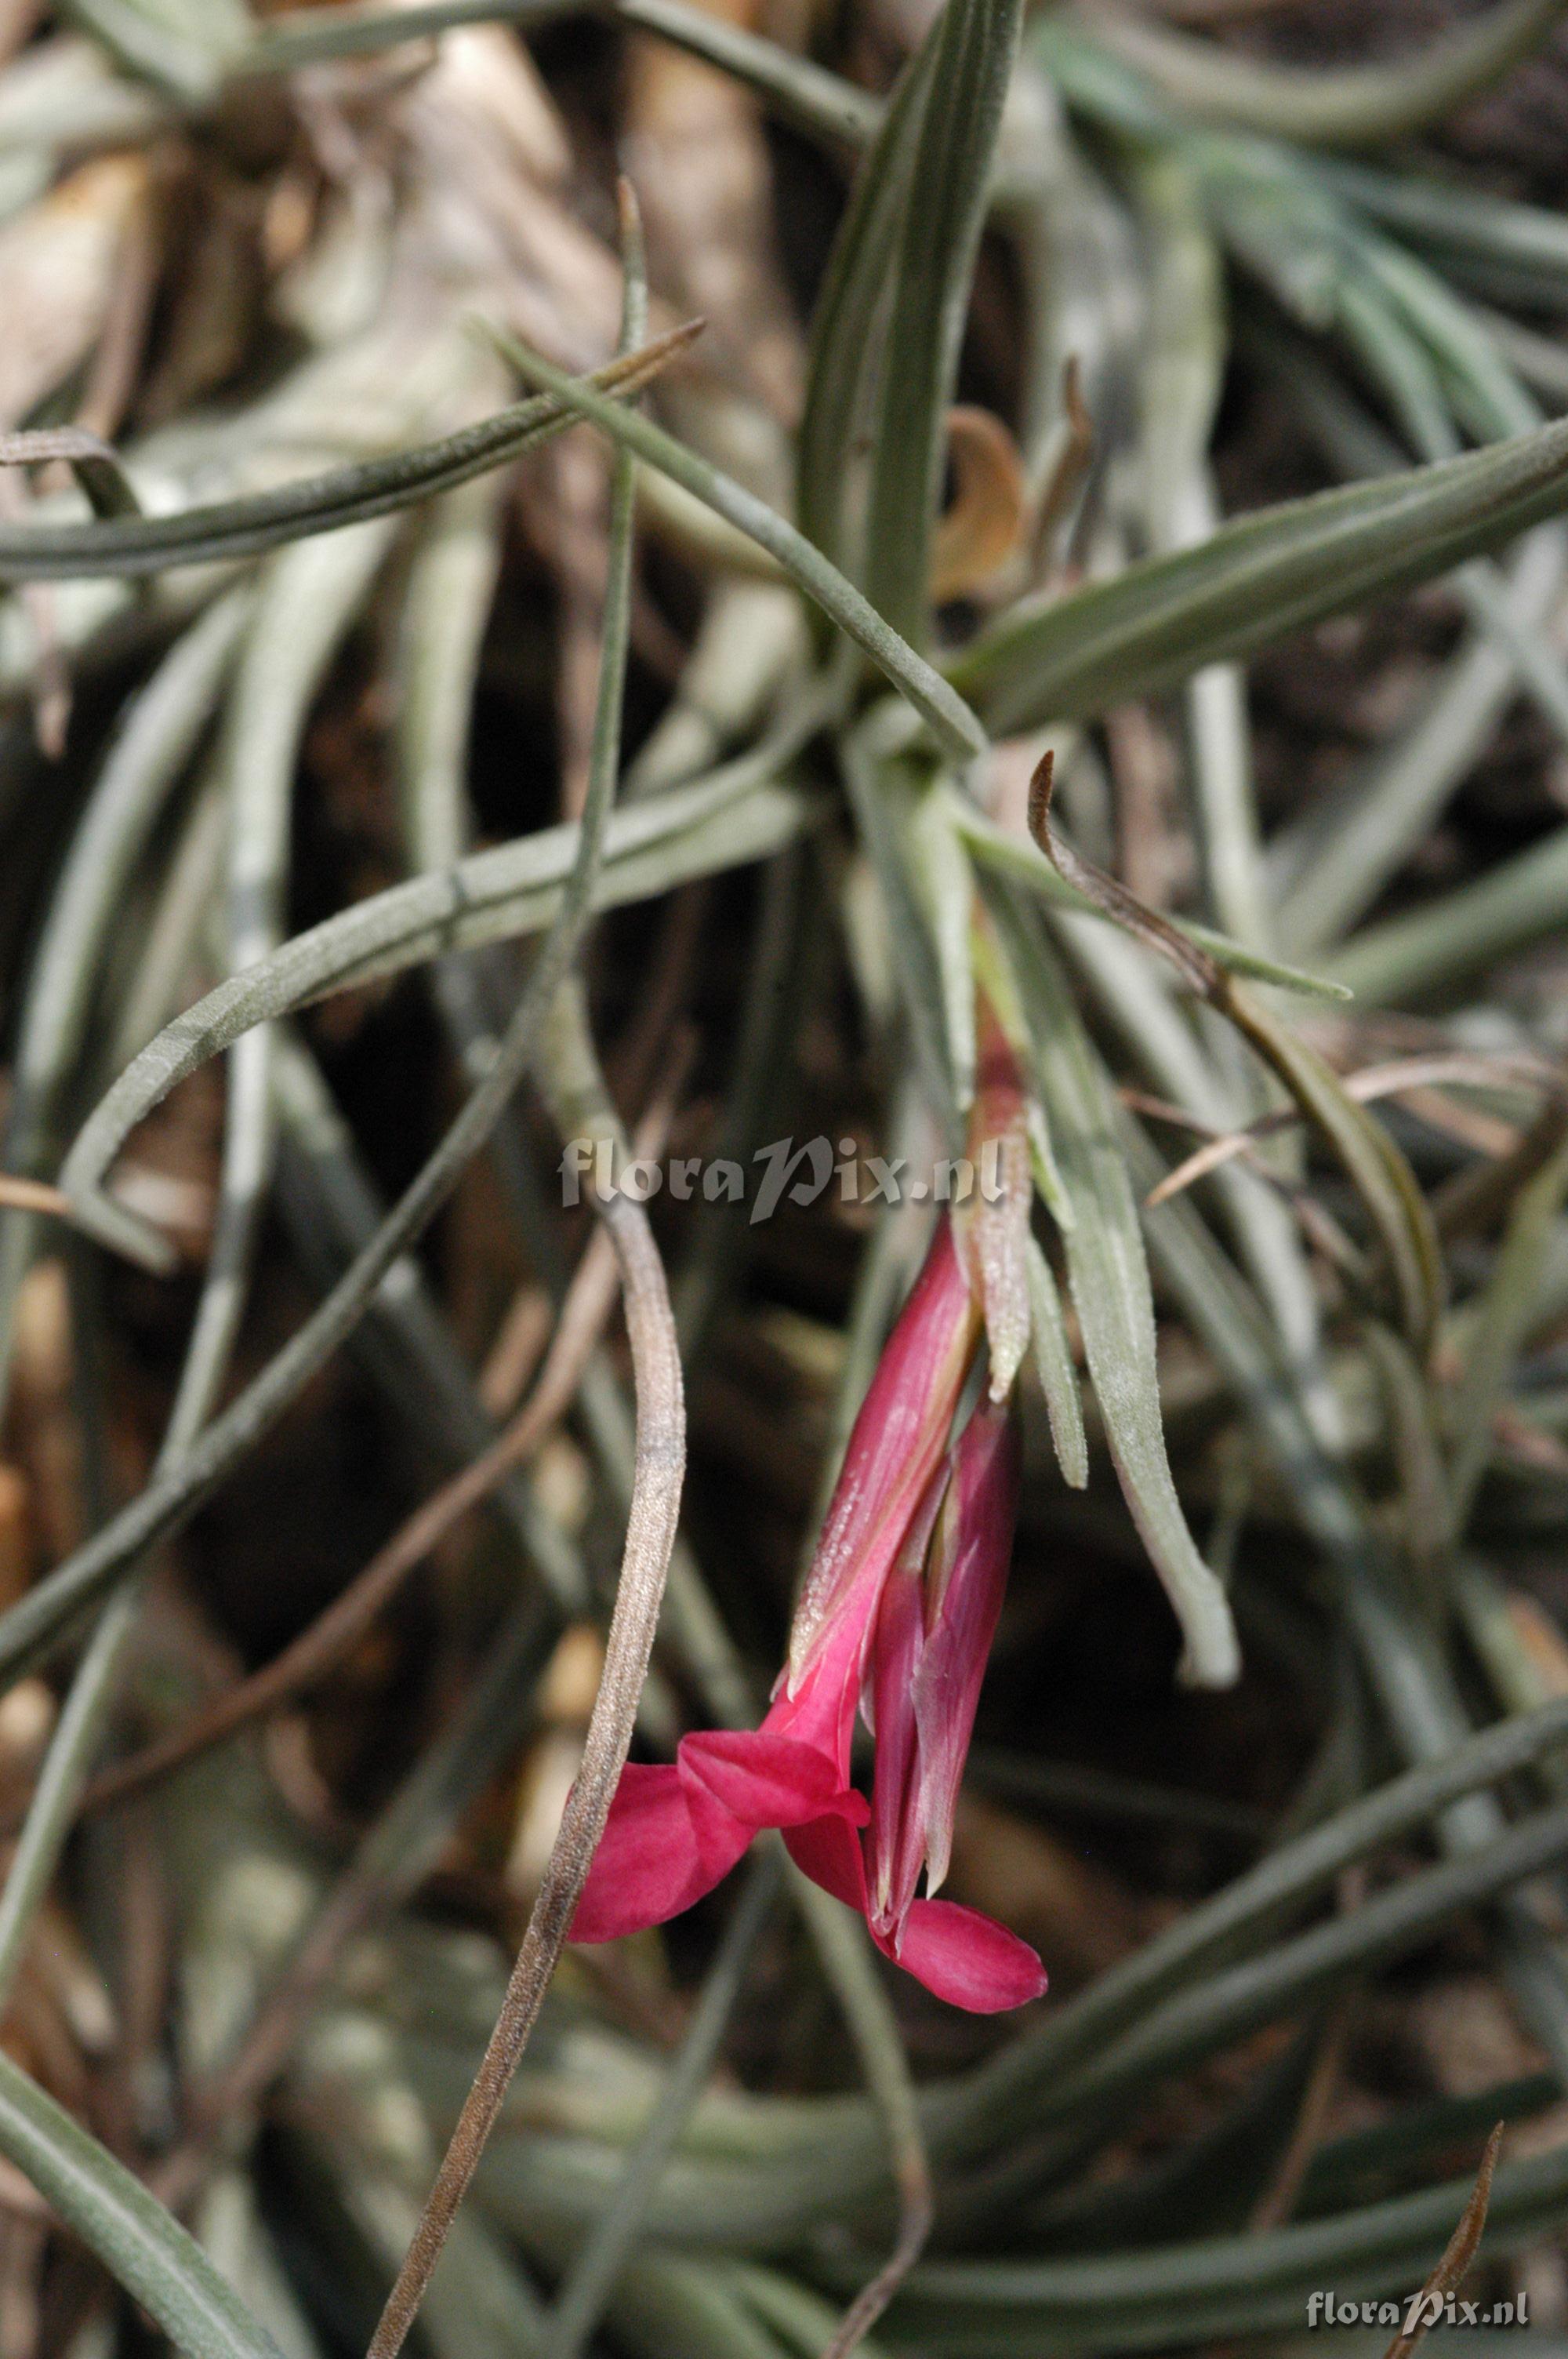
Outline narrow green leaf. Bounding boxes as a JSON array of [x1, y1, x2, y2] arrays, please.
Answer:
[[1328, 820, 1568, 1005], [969, 904, 1074, 1233], [963, 1688, 1568, 2150], [1450, 1131, 1568, 1528], [64, 0, 253, 96], [1134, 152, 1272, 953], [0, 591, 251, 1388], [1014, 1809, 1568, 2172], [61, 760, 808, 1270], [947, 791, 1352, 1001], [1026, 752, 1442, 1361], [949, 409, 1568, 734], [244, 0, 881, 147], [0, 330, 695, 581], [5, 245, 669, 1701], [862, 0, 1023, 646], [1055, 902, 1340, 1451], [1025, 1234, 1088, 1490], [487, 326, 987, 763], [542, 1854, 779, 2359], [1225, 990, 1446, 1361], [904, 776, 978, 1111], [1080, 0, 1568, 149], [2, 758, 750, 1682], [871, 2129, 1568, 2352], [1272, 526, 1565, 958], [1303, 2074, 1558, 2214], [797, 32, 940, 576], [1316, 154, 1568, 296], [0, 2050, 286, 2359], [839, 736, 959, 1133], [0, 428, 141, 520], [421, 1698, 1568, 2241], [987, 887, 1240, 1688], [1363, 1318, 1453, 1589]]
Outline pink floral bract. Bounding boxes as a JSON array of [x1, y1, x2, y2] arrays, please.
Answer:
[[571, 1214, 1046, 2015]]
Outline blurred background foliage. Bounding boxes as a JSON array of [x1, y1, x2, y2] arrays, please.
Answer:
[[3, 1, 1568, 2355]]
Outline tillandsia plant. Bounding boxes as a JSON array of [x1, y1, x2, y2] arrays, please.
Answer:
[[573, 1005, 1048, 2010], [8, 5, 1568, 2359]]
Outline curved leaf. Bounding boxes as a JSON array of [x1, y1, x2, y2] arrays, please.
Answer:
[[60, 763, 808, 1254], [862, 0, 1023, 645], [0, 329, 695, 580], [1080, 0, 1568, 149], [874, 2132, 1568, 2354], [245, 0, 881, 146], [0, 2051, 286, 2359], [985, 887, 1240, 1688], [947, 792, 1351, 1001], [797, 28, 938, 576], [949, 409, 1568, 733], [488, 326, 987, 761]]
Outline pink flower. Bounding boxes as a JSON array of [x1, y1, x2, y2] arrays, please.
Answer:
[[571, 1216, 1047, 2016]]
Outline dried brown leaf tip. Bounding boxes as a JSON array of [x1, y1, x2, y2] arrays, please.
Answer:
[[1025, 747, 1223, 1001], [1384, 2125, 1504, 2359], [931, 405, 1025, 602]]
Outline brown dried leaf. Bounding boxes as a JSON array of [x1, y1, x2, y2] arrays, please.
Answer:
[[1385, 2125, 1502, 2359], [931, 406, 1026, 603], [1504, 1590, 1568, 1700]]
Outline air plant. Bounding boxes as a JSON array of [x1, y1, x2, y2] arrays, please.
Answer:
[[0, 5, 1563, 2359]]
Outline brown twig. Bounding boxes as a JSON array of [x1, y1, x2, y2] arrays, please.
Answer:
[[608, 885, 709, 1117], [537, 427, 611, 824], [1144, 1052, 1566, 1212], [148, 1020, 691, 2215], [1250, 2011, 1348, 2231], [786, 1874, 932, 2359], [1030, 749, 1225, 1001], [365, 194, 685, 2357], [1432, 1083, 1568, 1243], [477, 1285, 553, 1421], [1384, 2124, 1504, 2359], [0, 1180, 70, 1220], [365, 1164, 684, 2359], [819, 2187, 934, 2359]]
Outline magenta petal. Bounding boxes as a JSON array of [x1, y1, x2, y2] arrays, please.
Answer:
[[912, 1402, 1020, 1899], [866, 1552, 927, 1943], [894, 1897, 1047, 2014], [762, 1601, 871, 1780], [783, 1813, 871, 1914], [685, 1732, 868, 1830], [789, 1818, 1046, 2016], [571, 1725, 873, 1947], [786, 1219, 980, 1688], [569, 1762, 733, 1943]]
